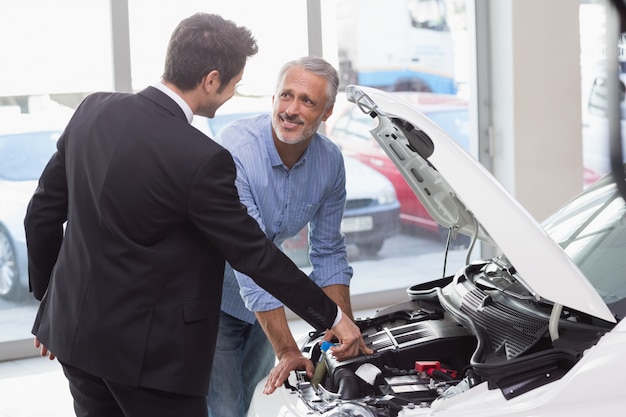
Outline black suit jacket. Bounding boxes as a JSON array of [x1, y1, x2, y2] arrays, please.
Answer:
[[24, 86, 338, 396]]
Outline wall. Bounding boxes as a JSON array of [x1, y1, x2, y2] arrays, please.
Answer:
[[485, 0, 583, 222]]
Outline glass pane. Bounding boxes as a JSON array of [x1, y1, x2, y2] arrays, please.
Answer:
[[0, 0, 309, 351], [580, 0, 626, 186], [335, 0, 458, 95], [128, 0, 309, 94], [0, 0, 475, 355], [0, 0, 111, 347], [280, 0, 476, 298]]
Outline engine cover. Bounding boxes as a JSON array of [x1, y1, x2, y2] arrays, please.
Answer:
[[303, 306, 476, 402]]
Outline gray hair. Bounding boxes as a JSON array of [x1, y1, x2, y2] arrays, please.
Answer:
[[275, 56, 339, 109]]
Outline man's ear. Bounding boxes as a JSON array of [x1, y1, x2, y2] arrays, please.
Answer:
[[203, 70, 221, 92], [322, 104, 334, 122]]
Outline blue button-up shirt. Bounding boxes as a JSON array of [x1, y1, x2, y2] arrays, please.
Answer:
[[215, 114, 353, 324]]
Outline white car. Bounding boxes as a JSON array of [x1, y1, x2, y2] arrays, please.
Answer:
[[0, 114, 69, 301], [247, 85, 626, 416]]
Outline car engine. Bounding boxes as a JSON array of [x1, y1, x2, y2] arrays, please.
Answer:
[[286, 260, 612, 417], [290, 298, 476, 417]]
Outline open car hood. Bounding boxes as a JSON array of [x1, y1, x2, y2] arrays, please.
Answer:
[[345, 85, 615, 323]]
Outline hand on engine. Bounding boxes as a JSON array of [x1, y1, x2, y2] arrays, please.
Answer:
[[327, 314, 373, 360], [263, 350, 313, 394]]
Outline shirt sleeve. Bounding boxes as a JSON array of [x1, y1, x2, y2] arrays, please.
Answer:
[[222, 125, 352, 313]]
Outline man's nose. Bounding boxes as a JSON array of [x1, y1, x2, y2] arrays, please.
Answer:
[[285, 101, 300, 116]]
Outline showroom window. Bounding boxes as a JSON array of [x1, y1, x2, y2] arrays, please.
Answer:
[[0, 0, 115, 355], [580, 0, 626, 185], [0, 0, 473, 358]]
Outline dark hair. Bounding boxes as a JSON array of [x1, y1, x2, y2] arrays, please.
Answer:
[[275, 56, 340, 109], [162, 13, 258, 92]]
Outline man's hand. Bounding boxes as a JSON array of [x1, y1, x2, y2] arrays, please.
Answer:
[[34, 337, 55, 360], [322, 327, 373, 360], [327, 314, 372, 360], [321, 285, 373, 359], [256, 288, 373, 395], [262, 317, 374, 395], [263, 350, 313, 394]]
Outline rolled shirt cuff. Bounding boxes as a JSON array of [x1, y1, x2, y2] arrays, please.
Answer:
[[331, 306, 343, 329]]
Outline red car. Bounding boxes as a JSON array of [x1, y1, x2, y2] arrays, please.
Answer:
[[327, 92, 471, 243]]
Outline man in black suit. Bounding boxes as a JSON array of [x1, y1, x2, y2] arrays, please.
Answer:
[[24, 12, 366, 417]]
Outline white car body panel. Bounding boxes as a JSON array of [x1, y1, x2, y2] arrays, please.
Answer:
[[248, 317, 626, 417], [346, 85, 614, 323]]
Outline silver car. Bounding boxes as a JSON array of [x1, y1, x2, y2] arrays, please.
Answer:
[[0, 114, 67, 301]]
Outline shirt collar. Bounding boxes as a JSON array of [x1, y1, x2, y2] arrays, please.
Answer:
[[153, 81, 193, 124]]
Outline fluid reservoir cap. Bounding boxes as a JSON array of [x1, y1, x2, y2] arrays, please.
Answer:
[[320, 341, 334, 352]]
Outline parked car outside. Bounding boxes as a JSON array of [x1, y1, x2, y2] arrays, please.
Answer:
[[581, 61, 626, 181], [193, 96, 401, 260], [339, 155, 400, 256], [247, 85, 626, 417], [282, 155, 401, 264], [0, 113, 69, 301], [327, 91, 471, 245]]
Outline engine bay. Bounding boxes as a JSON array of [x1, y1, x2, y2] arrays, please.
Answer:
[[287, 259, 613, 417]]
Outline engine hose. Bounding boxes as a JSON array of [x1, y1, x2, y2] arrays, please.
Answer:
[[310, 356, 327, 387], [430, 369, 455, 381], [333, 367, 362, 400]]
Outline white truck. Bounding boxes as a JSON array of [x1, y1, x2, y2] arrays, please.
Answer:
[[335, 0, 457, 94]]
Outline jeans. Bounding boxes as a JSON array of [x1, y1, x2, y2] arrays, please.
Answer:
[[207, 311, 275, 417]]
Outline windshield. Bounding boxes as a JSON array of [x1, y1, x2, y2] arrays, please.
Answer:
[[542, 176, 626, 318], [0, 131, 60, 181]]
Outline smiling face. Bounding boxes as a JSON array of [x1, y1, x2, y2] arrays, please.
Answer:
[[271, 65, 334, 147]]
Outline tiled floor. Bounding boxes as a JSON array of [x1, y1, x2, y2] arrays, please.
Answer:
[[0, 355, 73, 416]]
